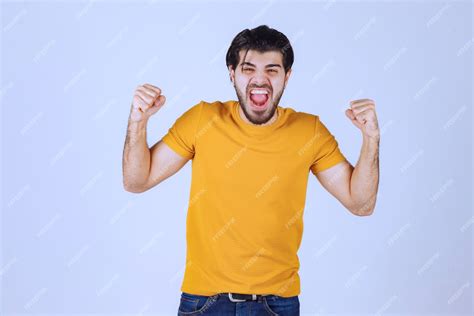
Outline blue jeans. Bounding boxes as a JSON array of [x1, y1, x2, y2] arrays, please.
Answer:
[[177, 291, 300, 316]]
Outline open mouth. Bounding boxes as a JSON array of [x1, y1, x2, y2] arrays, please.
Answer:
[[248, 88, 270, 111]]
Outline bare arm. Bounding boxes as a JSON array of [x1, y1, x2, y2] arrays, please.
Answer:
[[349, 136, 379, 215], [122, 83, 189, 193], [316, 136, 379, 216], [122, 117, 151, 192], [315, 99, 380, 216]]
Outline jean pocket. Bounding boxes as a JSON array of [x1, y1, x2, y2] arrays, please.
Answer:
[[263, 295, 300, 316], [178, 292, 216, 315]]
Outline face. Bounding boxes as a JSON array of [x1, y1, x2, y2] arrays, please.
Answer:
[[229, 49, 292, 125]]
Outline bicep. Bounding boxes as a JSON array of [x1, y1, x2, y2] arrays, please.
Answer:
[[143, 139, 190, 191], [314, 160, 354, 210]]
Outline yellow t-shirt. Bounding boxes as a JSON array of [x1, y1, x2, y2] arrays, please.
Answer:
[[161, 100, 347, 297]]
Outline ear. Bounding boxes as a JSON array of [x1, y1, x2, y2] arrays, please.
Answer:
[[284, 68, 292, 88], [228, 66, 235, 84]]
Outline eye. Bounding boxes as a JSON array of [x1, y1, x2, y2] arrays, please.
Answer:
[[268, 69, 278, 73], [243, 68, 254, 72]]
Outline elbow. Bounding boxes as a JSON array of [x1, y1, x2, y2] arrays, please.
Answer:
[[123, 180, 147, 193], [347, 202, 376, 217], [124, 186, 145, 193], [347, 193, 377, 216], [352, 208, 374, 216]]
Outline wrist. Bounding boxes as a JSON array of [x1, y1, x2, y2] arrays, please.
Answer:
[[128, 117, 148, 130], [362, 133, 380, 144]]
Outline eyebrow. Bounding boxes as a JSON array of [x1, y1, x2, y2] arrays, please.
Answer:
[[241, 62, 282, 68]]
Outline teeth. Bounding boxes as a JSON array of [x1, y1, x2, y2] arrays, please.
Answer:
[[250, 89, 268, 95]]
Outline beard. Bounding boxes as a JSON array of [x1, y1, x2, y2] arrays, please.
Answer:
[[234, 83, 285, 125]]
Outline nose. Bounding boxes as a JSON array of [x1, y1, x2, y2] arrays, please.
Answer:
[[252, 67, 271, 79], [250, 71, 271, 87]]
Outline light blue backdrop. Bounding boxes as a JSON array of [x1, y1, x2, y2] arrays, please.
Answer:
[[1, 0, 472, 315]]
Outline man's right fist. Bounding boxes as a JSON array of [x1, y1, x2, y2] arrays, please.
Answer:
[[130, 83, 166, 122]]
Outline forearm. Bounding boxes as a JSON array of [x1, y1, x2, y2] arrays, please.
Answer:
[[349, 135, 380, 215], [122, 118, 151, 191]]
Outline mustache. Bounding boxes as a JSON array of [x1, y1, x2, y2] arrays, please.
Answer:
[[246, 84, 272, 93]]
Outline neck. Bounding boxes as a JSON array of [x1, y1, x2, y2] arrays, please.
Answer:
[[238, 105, 278, 126]]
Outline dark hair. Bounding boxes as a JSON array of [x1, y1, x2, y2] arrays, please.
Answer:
[[225, 25, 294, 74]]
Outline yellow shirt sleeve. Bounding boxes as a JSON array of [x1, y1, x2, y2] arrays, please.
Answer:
[[161, 101, 203, 159], [310, 116, 347, 174]]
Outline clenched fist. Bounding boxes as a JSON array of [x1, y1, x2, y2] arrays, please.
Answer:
[[129, 83, 166, 123], [345, 98, 380, 140]]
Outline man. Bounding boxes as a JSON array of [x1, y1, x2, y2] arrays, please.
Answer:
[[122, 25, 380, 316]]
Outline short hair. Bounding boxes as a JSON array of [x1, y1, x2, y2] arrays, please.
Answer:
[[225, 25, 294, 74]]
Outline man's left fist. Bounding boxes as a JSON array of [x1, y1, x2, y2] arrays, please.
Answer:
[[345, 98, 380, 140]]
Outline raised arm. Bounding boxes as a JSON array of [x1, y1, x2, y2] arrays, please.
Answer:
[[315, 99, 380, 216], [122, 83, 189, 193]]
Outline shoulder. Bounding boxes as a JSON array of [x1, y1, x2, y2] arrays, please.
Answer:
[[282, 106, 319, 127], [198, 99, 235, 118]]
